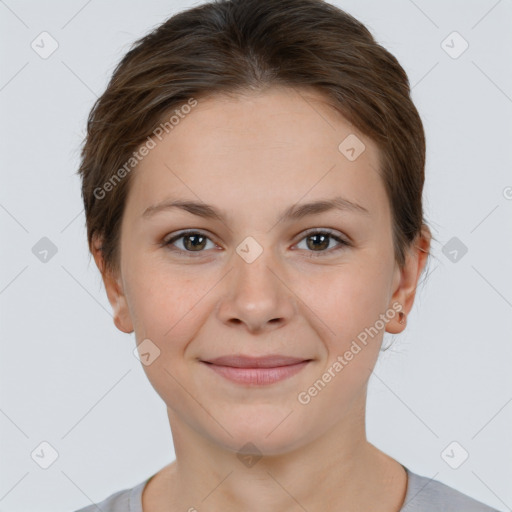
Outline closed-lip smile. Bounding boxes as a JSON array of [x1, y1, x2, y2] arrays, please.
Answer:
[[200, 355, 312, 385]]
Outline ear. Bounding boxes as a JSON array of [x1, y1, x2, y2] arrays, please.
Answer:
[[386, 225, 431, 334], [91, 235, 134, 334]]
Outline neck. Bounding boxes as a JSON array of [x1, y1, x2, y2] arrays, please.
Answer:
[[156, 396, 407, 512]]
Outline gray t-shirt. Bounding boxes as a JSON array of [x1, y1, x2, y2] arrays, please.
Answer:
[[73, 465, 500, 511]]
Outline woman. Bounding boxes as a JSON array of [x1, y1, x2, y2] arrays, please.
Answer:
[[73, 0, 499, 510]]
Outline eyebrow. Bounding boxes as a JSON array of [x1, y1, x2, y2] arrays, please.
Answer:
[[142, 195, 370, 222]]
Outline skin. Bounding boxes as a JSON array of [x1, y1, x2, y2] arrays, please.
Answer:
[[92, 85, 431, 512]]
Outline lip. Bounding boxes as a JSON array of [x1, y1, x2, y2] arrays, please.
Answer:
[[200, 355, 312, 386]]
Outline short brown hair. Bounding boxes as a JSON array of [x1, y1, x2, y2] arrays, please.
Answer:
[[78, 0, 431, 276]]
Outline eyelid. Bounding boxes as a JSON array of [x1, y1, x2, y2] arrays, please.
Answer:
[[162, 229, 219, 257], [163, 228, 216, 244], [293, 227, 351, 256], [163, 227, 351, 258], [297, 227, 350, 243]]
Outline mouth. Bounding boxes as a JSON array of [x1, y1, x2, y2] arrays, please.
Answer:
[[200, 355, 312, 386]]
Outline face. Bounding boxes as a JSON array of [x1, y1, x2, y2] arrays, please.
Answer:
[[97, 86, 424, 456]]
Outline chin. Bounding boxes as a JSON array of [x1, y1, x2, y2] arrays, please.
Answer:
[[204, 405, 314, 457]]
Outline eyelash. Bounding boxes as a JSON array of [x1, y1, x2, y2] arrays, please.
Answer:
[[162, 229, 351, 258]]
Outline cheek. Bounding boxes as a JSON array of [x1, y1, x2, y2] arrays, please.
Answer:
[[295, 270, 387, 413], [301, 262, 391, 342], [125, 266, 191, 346], [127, 269, 206, 408], [299, 266, 392, 399]]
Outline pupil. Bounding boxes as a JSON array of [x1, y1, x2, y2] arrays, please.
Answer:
[[185, 234, 206, 251], [308, 234, 328, 251]]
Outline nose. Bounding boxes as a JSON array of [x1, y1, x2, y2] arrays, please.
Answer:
[[216, 245, 297, 334]]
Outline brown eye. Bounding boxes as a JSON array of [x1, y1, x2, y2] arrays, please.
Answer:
[[306, 233, 330, 251], [181, 233, 207, 251], [164, 231, 215, 256], [296, 229, 350, 256]]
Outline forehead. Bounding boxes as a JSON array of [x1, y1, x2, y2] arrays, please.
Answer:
[[126, 86, 387, 219]]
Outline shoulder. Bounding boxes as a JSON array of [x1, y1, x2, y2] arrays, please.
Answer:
[[401, 467, 500, 512], [71, 476, 150, 512]]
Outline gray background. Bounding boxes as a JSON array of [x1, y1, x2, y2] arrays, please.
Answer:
[[1, 0, 511, 510]]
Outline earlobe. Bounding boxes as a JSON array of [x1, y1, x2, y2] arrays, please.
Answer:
[[111, 294, 134, 334], [386, 227, 431, 334], [108, 280, 134, 334], [91, 236, 134, 334]]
